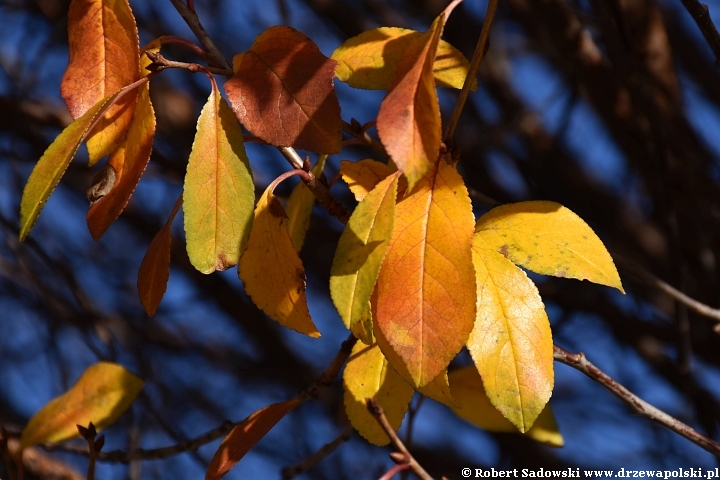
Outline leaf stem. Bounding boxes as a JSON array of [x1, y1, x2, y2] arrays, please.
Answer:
[[142, 36, 206, 58], [443, 0, 499, 143]]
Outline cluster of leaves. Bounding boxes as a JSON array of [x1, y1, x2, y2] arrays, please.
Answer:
[[16, 0, 623, 477]]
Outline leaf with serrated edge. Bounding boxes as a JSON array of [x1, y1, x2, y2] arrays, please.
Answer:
[[87, 78, 155, 240], [20, 362, 142, 450], [206, 399, 299, 480], [331, 172, 398, 331], [286, 155, 327, 252], [20, 88, 129, 241], [138, 197, 182, 316], [239, 186, 320, 337], [343, 342, 414, 446], [340, 159, 393, 202], [184, 83, 255, 274], [332, 27, 476, 91], [376, 159, 475, 387], [474, 201, 624, 292], [225, 26, 341, 154], [468, 244, 554, 432], [62, 0, 141, 164], [448, 366, 563, 447]]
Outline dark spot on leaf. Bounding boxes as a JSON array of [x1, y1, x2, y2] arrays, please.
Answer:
[[268, 196, 286, 218], [556, 270, 566, 278], [215, 251, 231, 271], [296, 268, 306, 294], [499, 245, 509, 258]]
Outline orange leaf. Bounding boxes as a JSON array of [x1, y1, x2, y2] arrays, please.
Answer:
[[224, 26, 341, 154], [468, 246, 554, 432], [61, 0, 141, 164], [137, 196, 182, 316], [376, 13, 447, 191], [286, 155, 328, 252], [206, 399, 299, 480], [184, 82, 255, 273], [19, 362, 143, 450], [86, 77, 155, 240], [332, 27, 476, 90], [376, 159, 475, 387], [238, 185, 320, 338]]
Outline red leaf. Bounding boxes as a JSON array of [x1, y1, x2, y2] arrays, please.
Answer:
[[224, 26, 341, 154]]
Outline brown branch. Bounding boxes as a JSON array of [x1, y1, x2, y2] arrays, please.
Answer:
[[144, 51, 233, 77], [366, 399, 435, 480], [342, 120, 388, 156], [444, 0, 499, 143], [554, 344, 720, 457], [679, 0, 720, 66], [168, 0, 230, 69], [281, 425, 352, 479]]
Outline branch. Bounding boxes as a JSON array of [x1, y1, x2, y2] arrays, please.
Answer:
[[167, 0, 231, 69], [554, 344, 720, 457], [144, 51, 233, 77], [366, 399, 435, 480], [342, 119, 387, 156], [281, 425, 352, 479], [679, 0, 720, 66]]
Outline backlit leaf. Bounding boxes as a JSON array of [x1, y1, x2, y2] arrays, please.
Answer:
[[239, 186, 320, 337], [332, 27, 476, 90], [474, 201, 624, 292], [86, 77, 155, 240], [340, 159, 393, 202], [286, 155, 328, 251], [20, 87, 133, 241], [376, 14, 446, 191], [376, 159, 475, 387], [225, 26, 341, 154], [350, 300, 374, 345], [184, 82, 255, 274], [468, 245, 554, 432], [448, 366, 563, 447], [20, 362, 142, 450], [137, 196, 182, 316], [331, 172, 398, 331], [343, 342, 414, 446], [206, 399, 299, 480], [62, 0, 140, 164]]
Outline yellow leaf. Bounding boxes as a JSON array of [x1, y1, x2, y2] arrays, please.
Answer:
[[239, 186, 320, 338], [206, 399, 299, 480], [184, 82, 255, 274], [376, 159, 475, 387], [350, 300, 374, 345], [332, 27, 476, 90], [20, 87, 130, 241], [286, 155, 328, 251], [468, 245, 554, 432], [474, 201, 624, 292], [448, 366, 563, 447], [331, 172, 399, 331], [343, 342, 414, 446], [340, 159, 393, 202], [62, 0, 141, 164], [20, 362, 143, 450]]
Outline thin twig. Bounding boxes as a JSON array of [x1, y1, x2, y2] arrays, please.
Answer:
[[366, 399, 434, 480], [281, 425, 352, 479], [342, 120, 388, 156], [144, 51, 233, 77], [679, 0, 720, 66], [168, 0, 230, 69], [554, 344, 720, 457], [444, 0, 499, 143]]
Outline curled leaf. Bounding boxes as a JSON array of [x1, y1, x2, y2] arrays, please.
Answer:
[[286, 155, 328, 252]]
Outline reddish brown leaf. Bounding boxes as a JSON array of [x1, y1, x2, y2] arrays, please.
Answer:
[[61, 0, 141, 163], [137, 196, 182, 317], [224, 26, 341, 154], [86, 79, 155, 240], [206, 399, 300, 480]]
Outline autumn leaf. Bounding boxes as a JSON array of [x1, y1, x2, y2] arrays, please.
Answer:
[[238, 184, 320, 338], [448, 366, 563, 447], [86, 75, 155, 240], [340, 159, 393, 202], [343, 342, 414, 446], [225, 26, 341, 154], [350, 300, 374, 345], [206, 399, 299, 480], [19, 362, 143, 450], [19, 84, 144, 241], [286, 155, 328, 251], [332, 27, 476, 91], [468, 245, 554, 432], [138, 196, 182, 316], [331, 172, 398, 331], [376, 159, 475, 388], [474, 201, 624, 292], [184, 81, 255, 274], [62, 0, 141, 164]]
